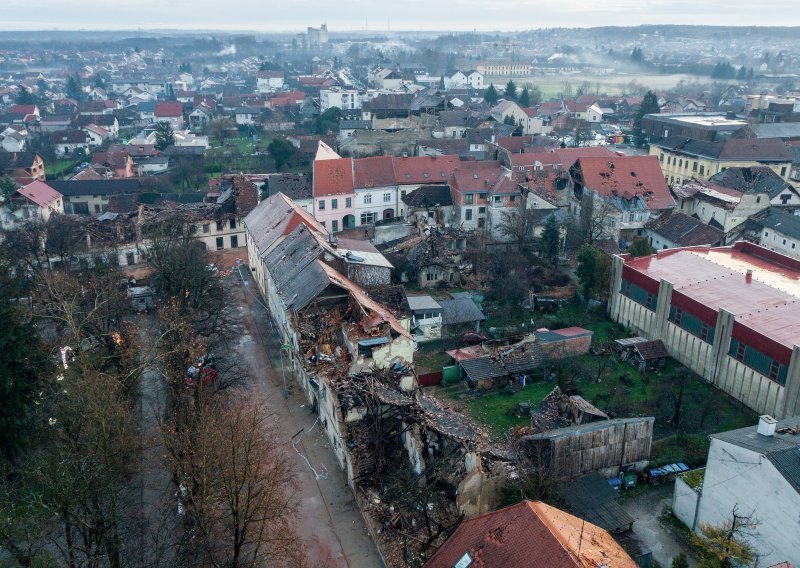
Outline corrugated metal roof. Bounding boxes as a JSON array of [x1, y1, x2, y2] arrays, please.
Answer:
[[264, 224, 330, 311], [459, 356, 507, 382], [440, 298, 486, 325]]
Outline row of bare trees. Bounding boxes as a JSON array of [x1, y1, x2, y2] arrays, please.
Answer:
[[0, 218, 303, 567]]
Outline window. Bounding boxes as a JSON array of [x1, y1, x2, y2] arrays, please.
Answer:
[[230, 235, 238, 248], [699, 165, 705, 175], [360, 212, 376, 225], [783, 239, 787, 246], [216, 237, 224, 250], [320, 221, 326, 227], [734, 341, 746, 362], [769, 360, 781, 380], [332, 220, 338, 232], [383, 193, 391, 203], [364, 194, 372, 204], [765, 231, 769, 238], [479, 192, 487, 200], [94, 204, 101, 213], [126, 252, 135, 266], [216, 221, 223, 231], [781, 166, 787, 177], [628, 213, 635, 222], [318, 199, 325, 210], [673, 308, 683, 326], [700, 322, 711, 342], [202, 223, 210, 234], [465, 209, 473, 221], [478, 218, 486, 228], [659, 153, 664, 163], [494, 196, 502, 204], [345, 197, 352, 208], [693, 161, 697, 172], [478, 206, 486, 214], [331, 199, 338, 209], [229, 218, 236, 229], [509, 195, 516, 202], [465, 194, 474, 205], [426, 272, 436, 281]]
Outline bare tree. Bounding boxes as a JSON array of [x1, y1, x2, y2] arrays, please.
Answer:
[[164, 400, 303, 568], [692, 505, 758, 567], [495, 199, 540, 248], [572, 194, 617, 247]]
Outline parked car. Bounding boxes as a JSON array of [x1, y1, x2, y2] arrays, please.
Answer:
[[460, 331, 487, 346]]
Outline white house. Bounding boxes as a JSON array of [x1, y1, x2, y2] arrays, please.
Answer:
[[320, 88, 362, 112], [406, 295, 443, 342], [0, 181, 64, 231], [672, 416, 800, 568], [756, 209, 800, 259], [234, 107, 263, 126], [256, 71, 285, 93]]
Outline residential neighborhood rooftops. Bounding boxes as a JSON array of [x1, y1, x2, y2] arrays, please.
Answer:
[[424, 500, 637, 568]]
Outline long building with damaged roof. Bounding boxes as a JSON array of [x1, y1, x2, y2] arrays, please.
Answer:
[[609, 241, 800, 417]]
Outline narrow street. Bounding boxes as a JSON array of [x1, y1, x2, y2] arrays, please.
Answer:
[[227, 268, 383, 568]]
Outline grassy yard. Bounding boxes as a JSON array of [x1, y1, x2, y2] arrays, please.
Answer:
[[436, 304, 756, 465]]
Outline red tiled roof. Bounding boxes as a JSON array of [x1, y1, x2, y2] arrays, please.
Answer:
[[425, 500, 637, 568], [10, 104, 36, 114], [450, 165, 507, 194], [553, 147, 616, 169], [313, 157, 354, 197], [154, 102, 183, 117], [391, 155, 461, 185], [574, 155, 674, 210], [509, 151, 559, 168], [353, 156, 396, 189], [16, 180, 61, 208]]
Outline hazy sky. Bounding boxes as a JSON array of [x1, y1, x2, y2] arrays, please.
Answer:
[[4, 0, 800, 31]]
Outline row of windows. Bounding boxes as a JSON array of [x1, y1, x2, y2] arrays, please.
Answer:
[[620, 279, 657, 310], [200, 219, 236, 233], [728, 338, 788, 385], [763, 230, 798, 250], [668, 306, 715, 343], [213, 234, 239, 250], [318, 193, 394, 210]]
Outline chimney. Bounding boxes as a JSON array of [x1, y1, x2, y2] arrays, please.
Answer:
[[758, 415, 777, 437], [746, 269, 753, 283]]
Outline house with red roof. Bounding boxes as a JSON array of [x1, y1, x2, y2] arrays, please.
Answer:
[[449, 163, 520, 233], [154, 102, 184, 129], [353, 156, 398, 226], [0, 180, 63, 231], [569, 155, 675, 244], [425, 500, 637, 568], [312, 157, 356, 232], [0, 151, 46, 185]]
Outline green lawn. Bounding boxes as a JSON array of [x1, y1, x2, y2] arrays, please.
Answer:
[[439, 382, 557, 437]]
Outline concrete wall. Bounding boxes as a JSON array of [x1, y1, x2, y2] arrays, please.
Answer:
[[346, 263, 390, 287], [373, 221, 413, 245], [672, 474, 700, 529], [609, 256, 800, 418], [695, 439, 800, 567]]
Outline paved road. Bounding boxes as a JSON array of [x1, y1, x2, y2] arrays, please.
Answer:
[[228, 269, 383, 568], [622, 483, 697, 567]]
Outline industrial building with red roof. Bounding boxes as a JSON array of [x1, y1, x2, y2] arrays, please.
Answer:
[[609, 241, 800, 418]]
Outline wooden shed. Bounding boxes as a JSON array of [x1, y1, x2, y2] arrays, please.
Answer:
[[522, 416, 655, 478]]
